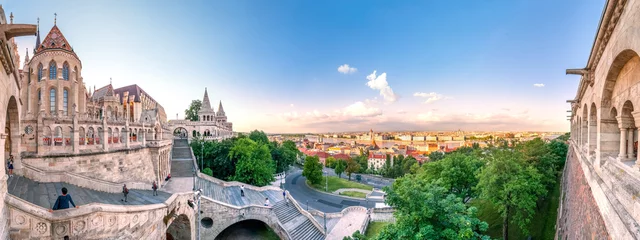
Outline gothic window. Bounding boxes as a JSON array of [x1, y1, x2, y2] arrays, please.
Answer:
[[50, 88, 56, 113], [49, 61, 57, 79], [62, 62, 69, 80], [38, 63, 43, 81], [37, 89, 41, 102], [63, 89, 68, 116]]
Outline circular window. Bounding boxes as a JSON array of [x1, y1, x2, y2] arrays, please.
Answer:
[[24, 125, 33, 134], [201, 217, 213, 228]]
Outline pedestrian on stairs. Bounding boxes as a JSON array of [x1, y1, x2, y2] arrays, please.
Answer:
[[165, 173, 171, 182], [7, 155, 14, 177], [264, 197, 270, 207], [283, 190, 288, 206], [122, 184, 129, 202], [240, 185, 245, 197], [49, 187, 78, 212], [152, 181, 158, 196]]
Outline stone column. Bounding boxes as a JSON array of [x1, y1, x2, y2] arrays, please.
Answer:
[[124, 122, 130, 149], [73, 112, 79, 154], [102, 118, 109, 152], [619, 127, 627, 159], [628, 128, 635, 159]]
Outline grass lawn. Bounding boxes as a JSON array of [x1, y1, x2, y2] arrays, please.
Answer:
[[339, 191, 367, 198], [472, 174, 562, 239], [308, 176, 373, 193], [365, 221, 390, 239]]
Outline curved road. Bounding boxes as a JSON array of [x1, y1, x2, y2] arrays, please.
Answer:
[[284, 169, 384, 213]]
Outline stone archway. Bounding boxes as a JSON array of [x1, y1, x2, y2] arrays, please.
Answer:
[[3, 96, 20, 175], [214, 219, 281, 240], [166, 214, 191, 240], [174, 127, 188, 138]]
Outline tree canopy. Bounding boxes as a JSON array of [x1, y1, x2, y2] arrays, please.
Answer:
[[334, 160, 346, 178], [345, 158, 361, 181], [422, 152, 483, 203], [184, 99, 202, 121], [249, 130, 269, 144], [229, 138, 275, 186], [303, 156, 323, 185], [378, 173, 489, 240]]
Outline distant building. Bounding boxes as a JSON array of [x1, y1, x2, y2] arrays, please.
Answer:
[[368, 152, 387, 170]]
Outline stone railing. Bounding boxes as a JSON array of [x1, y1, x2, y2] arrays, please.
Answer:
[[5, 192, 194, 239], [569, 140, 640, 239], [285, 190, 326, 235], [308, 205, 367, 219], [146, 139, 172, 148], [360, 211, 371, 235], [199, 195, 291, 240], [21, 162, 151, 193]]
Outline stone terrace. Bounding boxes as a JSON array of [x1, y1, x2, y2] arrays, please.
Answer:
[[6, 176, 171, 208], [196, 178, 284, 206]]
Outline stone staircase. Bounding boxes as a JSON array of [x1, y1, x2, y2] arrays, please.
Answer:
[[273, 201, 325, 240], [170, 138, 195, 177]]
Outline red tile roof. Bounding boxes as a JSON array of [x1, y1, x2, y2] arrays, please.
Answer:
[[332, 153, 350, 160]]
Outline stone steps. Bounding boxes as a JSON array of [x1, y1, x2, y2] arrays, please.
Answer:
[[291, 219, 325, 240], [171, 139, 192, 159], [170, 139, 196, 177], [273, 200, 325, 240]]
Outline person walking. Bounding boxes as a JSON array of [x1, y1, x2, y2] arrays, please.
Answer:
[[240, 185, 245, 197], [152, 181, 158, 196], [165, 173, 171, 182], [7, 155, 14, 177], [283, 190, 288, 206], [122, 184, 129, 202], [49, 187, 78, 212], [264, 197, 270, 207]]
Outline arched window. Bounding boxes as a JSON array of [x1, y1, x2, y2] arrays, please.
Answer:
[[38, 63, 43, 81], [49, 61, 57, 79], [63, 89, 68, 116], [62, 62, 69, 80], [37, 89, 41, 103], [50, 88, 56, 113]]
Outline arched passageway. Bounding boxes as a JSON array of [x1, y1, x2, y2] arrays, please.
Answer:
[[214, 219, 280, 240], [4, 96, 19, 175], [174, 127, 188, 138], [166, 214, 191, 240]]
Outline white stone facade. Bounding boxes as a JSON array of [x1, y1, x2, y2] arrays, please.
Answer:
[[169, 88, 233, 140], [567, 0, 640, 238]]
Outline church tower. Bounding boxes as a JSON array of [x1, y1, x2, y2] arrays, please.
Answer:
[[216, 100, 227, 123], [198, 88, 216, 122]]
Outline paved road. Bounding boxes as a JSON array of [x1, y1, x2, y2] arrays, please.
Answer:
[[284, 169, 383, 213], [321, 166, 394, 190]]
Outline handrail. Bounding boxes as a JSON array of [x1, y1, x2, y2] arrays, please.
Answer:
[[4, 192, 191, 221], [286, 190, 326, 235], [21, 162, 151, 193]]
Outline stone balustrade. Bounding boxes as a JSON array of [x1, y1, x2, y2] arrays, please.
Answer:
[[6, 191, 195, 239]]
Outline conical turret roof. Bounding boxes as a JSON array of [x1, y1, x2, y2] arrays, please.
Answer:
[[34, 25, 76, 57], [199, 88, 215, 114]]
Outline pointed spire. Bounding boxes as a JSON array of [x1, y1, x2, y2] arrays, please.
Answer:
[[9, 12, 13, 24], [24, 48, 29, 63], [201, 88, 212, 110], [218, 101, 225, 115], [34, 18, 41, 53]]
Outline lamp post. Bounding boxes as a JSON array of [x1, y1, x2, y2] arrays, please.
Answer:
[[200, 137, 204, 171]]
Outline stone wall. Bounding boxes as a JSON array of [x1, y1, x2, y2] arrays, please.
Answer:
[[198, 196, 289, 240], [556, 146, 610, 239], [21, 144, 171, 186], [6, 191, 194, 239]]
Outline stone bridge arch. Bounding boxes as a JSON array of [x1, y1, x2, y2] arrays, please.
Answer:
[[199, 198, 289, 240]]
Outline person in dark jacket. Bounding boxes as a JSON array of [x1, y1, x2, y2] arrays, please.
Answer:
[[122, 184, 129, 202], [49, 187, 78, 212], [152, 181, 158, 196]]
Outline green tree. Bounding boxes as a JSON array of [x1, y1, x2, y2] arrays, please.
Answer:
[[303, 156, 323, 185], [476, 149, 546, 240], [378, 174, 489, 240], [184, 99, 202, 121], [203, 168, 213, 176], [249, 130, 269, 144], [229, 138, 275, 187], [343, 230, 366, 240], [422, 152, 483, 203], [326, 157, 337, 168], [345, 158, 361, 181], [335, 160, 346, 178], [428, 151, 445, 161]]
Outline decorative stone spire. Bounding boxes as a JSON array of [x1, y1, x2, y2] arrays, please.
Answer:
[[34, 18, 40, 53], [201, 88, 212, 111], [54, 13, 57, 25], [217, 101, 225, 115], [9, 12, 13, 24], [24, 48, 29, 64]]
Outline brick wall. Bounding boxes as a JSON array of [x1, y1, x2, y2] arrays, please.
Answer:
[[556, 147, 610, 239]]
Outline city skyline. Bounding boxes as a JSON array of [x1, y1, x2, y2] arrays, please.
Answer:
[[5, 0, 604, 133]]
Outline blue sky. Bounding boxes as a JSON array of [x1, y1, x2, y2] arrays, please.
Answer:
[[3, 0, 604, 133]]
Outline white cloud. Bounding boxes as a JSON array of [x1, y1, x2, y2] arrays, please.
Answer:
[[338, 64, 357, 74], [366, 71, 398, 102], [278, 101, 381, 124], [533, 83, 545, 87], [343, 101, 382, 117], [290, 104, 294, 107], [413, 92, 446, 104]]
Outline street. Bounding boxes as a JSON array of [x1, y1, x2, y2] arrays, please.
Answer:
[[284, 168, 384, 213]]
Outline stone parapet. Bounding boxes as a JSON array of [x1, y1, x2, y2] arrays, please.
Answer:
[[285, 190, 326, 235], [5, 191, 195, 239]]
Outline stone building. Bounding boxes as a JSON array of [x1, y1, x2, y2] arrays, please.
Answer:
[[169, 88, 233, 140], [562, 0, 640, 239], [13, 18, 173, 186]]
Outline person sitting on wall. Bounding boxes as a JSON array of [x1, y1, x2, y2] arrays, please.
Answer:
[[49, 187, 78, 212]]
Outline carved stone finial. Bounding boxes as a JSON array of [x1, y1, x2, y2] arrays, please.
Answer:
[[9, 12, 13, 24], [54, 13, 57, 25]]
